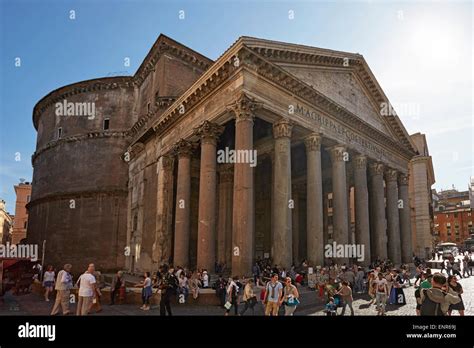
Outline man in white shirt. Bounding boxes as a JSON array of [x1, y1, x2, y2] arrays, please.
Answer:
[[51, 264, 73, 315], [202, 270, 209, 288], [76, 264, 97, 316]]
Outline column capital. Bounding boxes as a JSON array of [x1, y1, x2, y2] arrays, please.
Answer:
[[329, 145, 347, 162], [353, 155, 367, 170], [194, 120, 224, 145], [174, 139, 194, 158], [227, 94, 262, 123], [368, 162, 384, 176], [304, 133, 322, 152], [398, 173, 409, 186], [273, 118, 293, 139], [385, 168, 398, 182]]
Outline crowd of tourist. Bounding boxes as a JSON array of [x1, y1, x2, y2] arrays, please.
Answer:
[[19, 250, 472, 317]]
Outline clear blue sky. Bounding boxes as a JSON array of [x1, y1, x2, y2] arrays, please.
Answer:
[[0, 0, 472, 213]]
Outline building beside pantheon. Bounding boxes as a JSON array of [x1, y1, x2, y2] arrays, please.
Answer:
[[28, 35, 432, 275]]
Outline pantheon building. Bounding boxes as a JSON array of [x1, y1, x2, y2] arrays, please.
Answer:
[[28, 35, 433, 275]]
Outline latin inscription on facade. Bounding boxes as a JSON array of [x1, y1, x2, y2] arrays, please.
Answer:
[[294, 104, 386, 157]]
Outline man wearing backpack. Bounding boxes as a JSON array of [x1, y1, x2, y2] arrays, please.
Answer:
[[160, 266, 177, 316], [420, 273, 461, 316]]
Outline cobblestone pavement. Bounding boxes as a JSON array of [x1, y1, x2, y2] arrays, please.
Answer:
[[305, 269, 474, 316], [1, 269, 473, 316]]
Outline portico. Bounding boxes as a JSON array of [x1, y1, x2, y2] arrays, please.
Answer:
[[126, 36, 418, 276]]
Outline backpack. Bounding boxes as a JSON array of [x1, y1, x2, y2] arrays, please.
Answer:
[[420, 289, 445, 316], [415, 288, 422, 305]]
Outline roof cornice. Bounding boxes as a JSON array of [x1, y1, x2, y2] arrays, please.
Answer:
[[243, 40, 417, 154], [134, 42, 415, 160], [241, 51, 414, 158], [32, 35, 213, 130]]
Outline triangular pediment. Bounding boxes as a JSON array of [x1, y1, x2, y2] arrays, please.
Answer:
[[241, 37, 416, 150], [279, 65, 392, 136]]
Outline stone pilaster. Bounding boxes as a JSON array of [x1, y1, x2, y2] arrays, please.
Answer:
[[272, 119, 293, 269], [173, 139, 193, 268], [194, 121, 223, 271], [330, 145, 349, 264], [305, 133, 324, 266], [410, 157, 432, 258], [353, 155, 371, 265], [369, 162, 387, 260], [398, 173, 413, 263]]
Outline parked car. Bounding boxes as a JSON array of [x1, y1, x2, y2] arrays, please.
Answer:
[[442, 248, 458, 259]]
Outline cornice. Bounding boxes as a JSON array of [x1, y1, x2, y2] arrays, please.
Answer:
[[33, 77, 134, 130], [134, 36, 212, 86], [134, 43, 415, 163], [33, 35, 212, 131], [144, 44, 245, 141], [26, 188, 128, 209], [128, 96, 177, 138], [246, 44, 417, 155], [241, 46, 415, 160], [31, 130, 130, 164]]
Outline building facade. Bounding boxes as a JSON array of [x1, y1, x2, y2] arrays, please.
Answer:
[[0, 200, 13, 244], [470, 176, 474, 208], [433, 186, 473, 246], [12, 182, 31, 244], [408, 133, 435, 259], [434, 208, 473, 245], [29, 35, 429, 275]]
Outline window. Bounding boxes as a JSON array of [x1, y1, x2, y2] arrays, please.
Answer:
[[454, 213, 458, 218], [26, 195, 30, 202], [23, 221, 27, 229], [446, 214, 449, 218], [147, 102, 151, 113], [103, 118, 110, 130], [328, 199, 333, 208], [328, 216, 333, 226], [57, 127, 62, 139], [468, 212, 472, 217], [446, 222, 451, 228]]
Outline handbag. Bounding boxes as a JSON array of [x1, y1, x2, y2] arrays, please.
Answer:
[[248, 296, 258, 307], [285, 296, 300, 307]]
